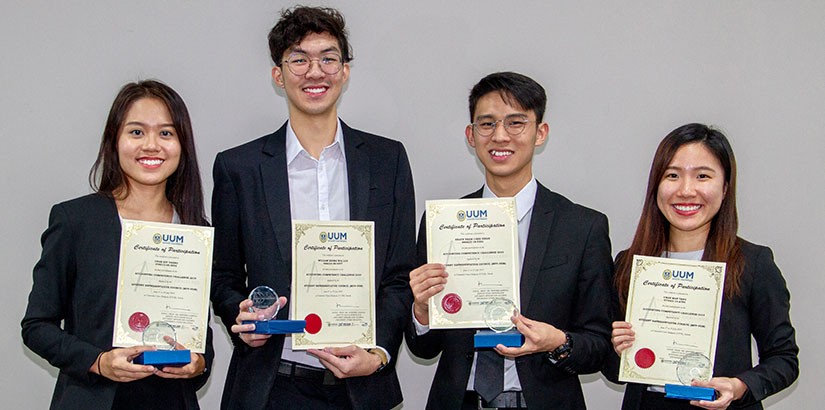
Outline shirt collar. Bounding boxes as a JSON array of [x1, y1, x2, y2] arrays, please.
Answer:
[[285, 118, 345, 164], [482, 178, 537, 222]]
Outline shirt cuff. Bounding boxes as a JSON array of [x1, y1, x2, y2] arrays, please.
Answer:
[[411, 305, 430, 336]]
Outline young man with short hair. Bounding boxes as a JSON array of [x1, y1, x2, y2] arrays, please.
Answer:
[[405, 72, 613, 409], [211, 6, 415, 410]]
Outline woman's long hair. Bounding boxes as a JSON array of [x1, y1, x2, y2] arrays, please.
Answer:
[[89, 80, 207, 226], [615, 123, 743, 313]]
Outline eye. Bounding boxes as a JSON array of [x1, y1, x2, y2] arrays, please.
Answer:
[[128, 129, 143, 136], [160, 130, 175, 138], [288, 55, 308, 65], [506, 120, 527, 128], [697, 173, 711, 180], [321, 55, 341, 65], [477, 121, 496, 129], [664, 172, 679, 180]]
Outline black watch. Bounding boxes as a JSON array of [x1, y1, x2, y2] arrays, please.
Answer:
[[546, 331, 572, 364]]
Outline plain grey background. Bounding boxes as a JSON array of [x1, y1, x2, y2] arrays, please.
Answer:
[[3, 1, 822, 409]]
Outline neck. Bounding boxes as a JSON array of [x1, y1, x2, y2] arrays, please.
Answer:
[[668, 226, 709, 253], [485, 173, 532, 198], [290, 110, 338, 159], [115, 183, 173, 223]]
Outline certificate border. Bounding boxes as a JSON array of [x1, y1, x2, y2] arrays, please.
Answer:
[[291, 220, 376, 349], [425, 198, 520, 329], [113, 219, 213, 353], [619, 255, 725, 385]]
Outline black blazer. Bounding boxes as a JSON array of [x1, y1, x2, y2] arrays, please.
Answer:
[[211, 121, 416, 410], [602, 240, 799, 410], [404, 182, 614, 410], [21, 194, 213, 410]]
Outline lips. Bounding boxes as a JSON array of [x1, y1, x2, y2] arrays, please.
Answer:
[[672, 204, 702, 215], [490, 149, 513, 161], [303, 86, 328, 95], [138, 158, 164, 168]]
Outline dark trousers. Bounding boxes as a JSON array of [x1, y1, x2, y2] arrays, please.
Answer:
[[267, 361, 353, 410]]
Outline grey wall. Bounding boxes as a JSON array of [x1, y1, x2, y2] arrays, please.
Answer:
[[3, 1, 822, 409]]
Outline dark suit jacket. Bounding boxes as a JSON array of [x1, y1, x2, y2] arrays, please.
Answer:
[[211, 121, 416, 410], [21, 194, 213, 410], [602, 240, 799, 410], [404, 182, 614, 410]]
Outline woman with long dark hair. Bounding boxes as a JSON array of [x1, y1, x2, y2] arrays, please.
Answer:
[[604, 123, 798, 409], [22, 80, 213, 410]]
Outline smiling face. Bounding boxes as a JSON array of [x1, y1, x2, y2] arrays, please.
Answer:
[[465, 92, 548, 195], [116, 97, 181, 193], [657, 142, 727, 247], [272, 32, 350, 121]]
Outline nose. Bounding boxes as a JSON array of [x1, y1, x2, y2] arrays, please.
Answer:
[[677, 178, 696, 196], [490, 121, 510, 143], [141, 133, 160, 151], [305, 59, 325, 78]]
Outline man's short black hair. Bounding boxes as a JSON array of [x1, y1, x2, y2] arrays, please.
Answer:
[[469, 72, 547, 122], [268, 6, 353, 65]]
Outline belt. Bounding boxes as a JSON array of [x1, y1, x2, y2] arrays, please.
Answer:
[[466, 390, 527, 409], [277, 360, 344, 385]]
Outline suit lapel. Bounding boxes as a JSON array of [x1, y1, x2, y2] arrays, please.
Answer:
[[261, 124, 293, 263], [343, 122, 369, 220], [519, 183, 555, 313]]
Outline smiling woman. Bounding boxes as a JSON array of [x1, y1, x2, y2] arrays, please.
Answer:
[[21, 80, 213, 410]]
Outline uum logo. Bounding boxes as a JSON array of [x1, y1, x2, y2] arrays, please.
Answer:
[[154, 233, 184, 245], [456, 209, 488, 222], [662, 269, 694, 281], [320, 231, 347, 243]]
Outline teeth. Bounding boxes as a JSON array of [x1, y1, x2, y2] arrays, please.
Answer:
[[139, 159, 163, 166], [491, 150, 512, 157], [674, 204, 701, 212], [304, 87, 326, 94]]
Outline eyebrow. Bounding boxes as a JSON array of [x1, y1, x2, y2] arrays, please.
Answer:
[[289, 46, 341, 55], [665, 165, 718, 172], [124, 121, 175, 128], [474, 113, 529, 121]]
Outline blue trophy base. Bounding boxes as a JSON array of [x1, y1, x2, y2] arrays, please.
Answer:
[[664, 384, 717, 401], [134, 350, 190, 367], [474, 329, 524, 348], [243, 319, 306, 334]]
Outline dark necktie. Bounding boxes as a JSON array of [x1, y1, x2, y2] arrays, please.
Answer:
[[475, 349, 504, 402]]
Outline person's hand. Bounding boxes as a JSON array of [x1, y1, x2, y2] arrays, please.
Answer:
[[96, 346, 157, 382], [155, 339, 207, 379], [495, 314, 566, 358], [689, 377, 748, 409], [308, 345, 383, 378], [230, 297, 287, 347], [611, 321, 635, 355], [409, 263, 448, 325]]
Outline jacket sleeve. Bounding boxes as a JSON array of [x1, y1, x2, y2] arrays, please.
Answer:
[[554, 212, 614, 375], [601, 251, 624, 385], [21, 203, 103, 382], [734, 246, 799, 406], [210, 152, 249, 348], [374, 142, 416, 362]]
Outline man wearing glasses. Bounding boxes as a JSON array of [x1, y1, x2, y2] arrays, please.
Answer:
[[211, 6, 415, 410], [405, 72, 613, 409]]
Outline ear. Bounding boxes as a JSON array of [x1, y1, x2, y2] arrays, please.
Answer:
[[465, 124, 476, 147], [534, 122, 549, 147], [272, 66, 285, 88], [341, 62, 350, 83]]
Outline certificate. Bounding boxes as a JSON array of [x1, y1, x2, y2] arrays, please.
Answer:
[[113, 219, 213, 353], [291, 220, 376, 350], [619, 255, 726, 386], [425, 198, 519, 329]]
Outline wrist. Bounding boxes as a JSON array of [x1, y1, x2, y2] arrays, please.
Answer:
[[546, 331, 572, 364], [368, 348, 388, 373]]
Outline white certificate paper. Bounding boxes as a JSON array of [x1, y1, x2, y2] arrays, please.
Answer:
[[113, 219, 213, 353], [291, 220, 376, 350], [619, 255, 726, 386], [426, 198, 519, 329]]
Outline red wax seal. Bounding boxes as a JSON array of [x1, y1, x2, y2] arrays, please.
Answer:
[[441, 293, 462, 314], [304, 313, 322, 334], [128, 312, 150, 332], [635, 348, 656, 369]]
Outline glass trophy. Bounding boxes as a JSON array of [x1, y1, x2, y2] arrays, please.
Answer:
[[473, 298, 524, 348], [242, 286, 306, 334], [664, 352, 717, 401], [134, 321, 191, 367]]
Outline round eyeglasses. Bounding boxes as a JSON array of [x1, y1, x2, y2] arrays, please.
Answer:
[[471, 115, 538, 137], [281, 53, 344, 76]]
